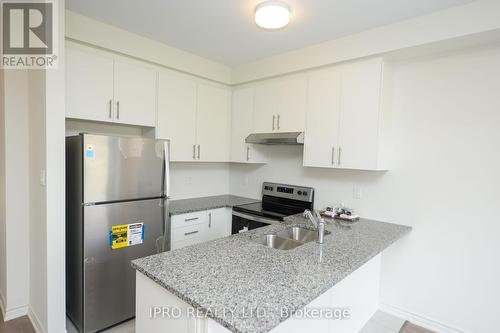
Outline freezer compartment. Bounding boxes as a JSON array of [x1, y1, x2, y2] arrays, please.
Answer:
[[81, 199, 168, 332], [81, 134, 167, 203]]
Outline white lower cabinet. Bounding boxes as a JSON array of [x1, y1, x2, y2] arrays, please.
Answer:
[[171, 208, 232, 250]]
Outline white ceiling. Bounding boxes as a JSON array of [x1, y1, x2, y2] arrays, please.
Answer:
[[66, 0, 473, 66]]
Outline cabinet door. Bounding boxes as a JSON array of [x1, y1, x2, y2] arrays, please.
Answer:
[[196, 83, 231, 162], [206, 208, 232, 241], [65, 45, 114, 122], [338, 59, 383, 170], [253, 81, 277, 133], [157, 71, 197, 161], [113, 60, 157, 127], [303, 69, 341, 168], [230, 86, 266, 163], [276, 75, 307, 132]]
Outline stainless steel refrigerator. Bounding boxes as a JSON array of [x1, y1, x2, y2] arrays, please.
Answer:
[[66, 133, 170, 332]]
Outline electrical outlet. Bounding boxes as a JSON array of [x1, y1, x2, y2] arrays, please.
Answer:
[[353, 185, 362, 200], [244, 176, 249, 185]]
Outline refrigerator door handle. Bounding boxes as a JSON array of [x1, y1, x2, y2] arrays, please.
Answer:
[[163, 141, 171, 198]]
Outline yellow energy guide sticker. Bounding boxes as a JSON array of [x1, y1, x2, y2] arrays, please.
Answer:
[[111, 224, 129, 249]]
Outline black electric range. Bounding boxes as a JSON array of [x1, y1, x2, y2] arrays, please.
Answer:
[[231, 182, 314, 234]]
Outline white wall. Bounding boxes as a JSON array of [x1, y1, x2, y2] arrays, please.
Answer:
[[0, 69, 6, 314], [230, 45, 500, 333], [1, 70, 31, 320], [65, 10, 232, 84], [28, 69, 48, 331], [170, 163, 231, 200], [232, 0, 500, 83]]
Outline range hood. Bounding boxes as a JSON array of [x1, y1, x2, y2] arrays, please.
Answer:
[[245, 132, 304, 145]]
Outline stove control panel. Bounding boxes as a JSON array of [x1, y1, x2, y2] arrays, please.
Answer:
[[262, 182, 314, 203]]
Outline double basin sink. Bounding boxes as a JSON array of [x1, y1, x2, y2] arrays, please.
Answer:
[[254, 226, 330, 250]]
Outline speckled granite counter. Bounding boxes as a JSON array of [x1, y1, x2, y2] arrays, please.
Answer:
[[132, 215, 411, 333], [169, 195, 259, 216]]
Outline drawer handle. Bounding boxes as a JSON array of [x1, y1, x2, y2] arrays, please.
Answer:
[[185, 217, 199, 222], [184, 230, 199, 236]]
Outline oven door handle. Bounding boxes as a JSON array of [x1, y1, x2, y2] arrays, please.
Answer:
[[232, 211, 281, 225]]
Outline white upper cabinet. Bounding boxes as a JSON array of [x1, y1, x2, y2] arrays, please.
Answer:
[[66, 45, 114, 122], [65, 43, 157, 127], [157, 71, 197, 162], [253, 80, 277, 133], [230, 86, 267, 164], [303, 68, 342, 168], [156, 74, 231, 162], [275, 75, 307, 132], [304, 57, 392, 171], [253, 75, 307, 133], [196, 83, 231, 162], [338, 59, 385, 170], [113, 60, 157, 127]]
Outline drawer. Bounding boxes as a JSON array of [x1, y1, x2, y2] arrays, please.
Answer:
[[171, 223, 209, 246], [171, 210, 208, 229]]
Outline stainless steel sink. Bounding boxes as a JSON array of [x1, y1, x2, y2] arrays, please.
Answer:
[[253, 227, 330, 250], [254, 234, 304, 250], [276, 226, 331, 243]]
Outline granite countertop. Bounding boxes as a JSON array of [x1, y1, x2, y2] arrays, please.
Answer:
[[169, 195, 259, 216], [132, 215, 411, 333]]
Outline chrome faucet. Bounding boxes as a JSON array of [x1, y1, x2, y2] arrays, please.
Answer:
[[303, 210, 326, 244]]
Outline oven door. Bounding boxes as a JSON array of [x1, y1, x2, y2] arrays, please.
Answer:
[[231, 211, 279, 234]]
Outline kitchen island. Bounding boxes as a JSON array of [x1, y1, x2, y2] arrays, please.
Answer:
[[132, 214, 411, 333]]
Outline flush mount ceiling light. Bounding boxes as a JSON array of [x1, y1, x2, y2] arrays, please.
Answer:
[[255, 1, 291, 30]]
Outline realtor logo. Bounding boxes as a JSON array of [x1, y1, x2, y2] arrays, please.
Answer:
[[1, 0, 58, 68]]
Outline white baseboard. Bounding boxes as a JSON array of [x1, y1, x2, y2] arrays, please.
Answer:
[[0, 290, 5, 319], [0, 289, 29, 321], [28, 307, 45, 333], [379, 303, 469, 333]]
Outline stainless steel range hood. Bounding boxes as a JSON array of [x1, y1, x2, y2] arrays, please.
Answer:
[[245, 132, 304, 145]]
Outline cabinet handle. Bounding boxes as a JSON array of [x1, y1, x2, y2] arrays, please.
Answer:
[[184, 230, 199, 236], [108, 100, 112, 119], [116, 101, 120, 120], [185, 217, 199, 222], [246, 146, 250, 161], [272, 115, 276, 131], [208, 213, 212, 228], [192, 145, 196, 159], [338, 147, 342, 166], [331, 147, 335, 166], [197, 145, 201, 159], [277, 114, 280, 130]]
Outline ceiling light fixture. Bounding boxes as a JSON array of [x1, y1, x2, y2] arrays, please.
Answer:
[[255, 1, 291, 30]]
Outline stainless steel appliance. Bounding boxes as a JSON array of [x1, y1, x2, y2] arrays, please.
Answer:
[[232, 182, 314, 234], [245, 132, 304, 145], [66, 134, 170, 333]]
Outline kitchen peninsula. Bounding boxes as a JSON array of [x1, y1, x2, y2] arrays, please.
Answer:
[[132, 214, 410, 333]]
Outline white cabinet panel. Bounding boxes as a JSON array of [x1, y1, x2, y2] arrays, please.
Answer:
[[113, 60, 157, 127], [157, 71, 197, 161], [303, 68, 341, 168], [338, 59, 383, 170], [171, 211, 209, 229], [303, 58, 391, 171], [206, 208, 232, 241], [66, 46, 114, 122], [196, 83, 231, 162], [253, 76, 307, 134], [253, 81, 277, 133], [230, 86, 267, 163], [275, 75, 307, 132]]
